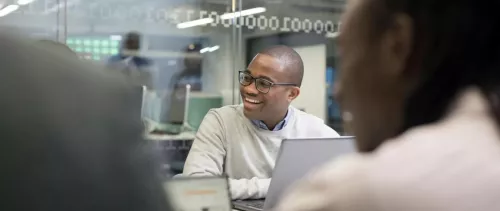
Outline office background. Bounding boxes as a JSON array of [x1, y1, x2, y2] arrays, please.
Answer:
[[0, 0, 344, 132]]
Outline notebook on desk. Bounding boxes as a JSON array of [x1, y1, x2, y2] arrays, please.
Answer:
[[233, 137, 356, 211]]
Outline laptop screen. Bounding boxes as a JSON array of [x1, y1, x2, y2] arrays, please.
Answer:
[[264, 137, 356, 209]]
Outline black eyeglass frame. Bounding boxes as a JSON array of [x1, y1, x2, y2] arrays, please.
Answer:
[[238, 70, 297, 94]]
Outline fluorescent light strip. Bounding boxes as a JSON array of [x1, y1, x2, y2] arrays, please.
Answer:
[[17, 0, 35, 5], [209, 45, 219, 52], [200, 45, 220, 53], [0, 5, 19, 17], [177, 18, 214, 29], [220, 7, 266, 20], [200, 47, 210, 53]]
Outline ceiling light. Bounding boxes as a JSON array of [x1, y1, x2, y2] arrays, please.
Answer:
[[200, 47, 210, 54], [0, 4, 19, 17], [17, 0, 35, 5], [200, 45, 220, 54], [177, 18, 214, 29], [209, 45, 220, 52], [220, 7, 266, 20]]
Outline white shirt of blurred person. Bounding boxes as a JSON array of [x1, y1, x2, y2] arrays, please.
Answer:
[[107, 32, 157, 90], [275, 0, 500, 210], [183, 45, 339, 200]]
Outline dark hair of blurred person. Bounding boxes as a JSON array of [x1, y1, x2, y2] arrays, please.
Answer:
[[123, 31, 141, 51], [0, 30, 171, 211], [337, 0, 500, 152], [275, 0, 500, 210]]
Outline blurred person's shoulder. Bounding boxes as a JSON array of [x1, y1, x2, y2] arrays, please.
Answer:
[[278, 88, 500, 211], [374, 88, 500, 170], [349, 89, 500, 210]]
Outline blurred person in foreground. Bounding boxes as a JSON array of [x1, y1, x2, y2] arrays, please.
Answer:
[[107, 31, 156, 89], [38, 39, 77, 57], [183, 45, 339, 200], [0, 30, 170, 211], [275, 0, 500, 210]]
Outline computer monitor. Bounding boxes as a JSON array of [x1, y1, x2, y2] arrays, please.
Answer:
[[144, 84, 192, 134], [159, 84, 190, 125]]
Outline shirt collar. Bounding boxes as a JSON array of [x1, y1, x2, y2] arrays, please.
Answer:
[[251, 108, 291, 131]]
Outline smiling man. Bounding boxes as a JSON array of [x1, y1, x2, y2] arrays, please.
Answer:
[[183, 45, 339, 200]]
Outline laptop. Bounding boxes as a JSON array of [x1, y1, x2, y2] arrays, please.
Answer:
[[233, 136, 356, 211]]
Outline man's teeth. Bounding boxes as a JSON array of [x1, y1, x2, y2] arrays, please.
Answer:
[[245, 98, 261, 104]]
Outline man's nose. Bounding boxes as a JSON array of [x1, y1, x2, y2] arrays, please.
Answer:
[[243, 81, 260, 96]]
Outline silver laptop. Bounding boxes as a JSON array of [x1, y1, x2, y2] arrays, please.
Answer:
[[233, 136, 356, 211]]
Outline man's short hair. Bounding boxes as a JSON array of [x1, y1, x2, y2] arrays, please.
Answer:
[[260, 45, 304, 87]]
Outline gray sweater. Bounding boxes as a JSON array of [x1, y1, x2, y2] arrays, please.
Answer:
[[183, 105, 339, 200]]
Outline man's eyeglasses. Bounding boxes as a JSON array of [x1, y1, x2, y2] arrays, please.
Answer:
[[238, 71, 297, 94]]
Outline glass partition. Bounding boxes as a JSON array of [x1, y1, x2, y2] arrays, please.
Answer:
[[59, 0, 246, 130], [0, 0, 247, 175], [0, 0, 345, 177], [0, 0, 61, 40], [240, 0, 344, 132], [0, 0, 343, 132]]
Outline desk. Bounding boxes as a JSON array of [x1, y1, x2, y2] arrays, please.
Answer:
[[145, 131, 196, 176]]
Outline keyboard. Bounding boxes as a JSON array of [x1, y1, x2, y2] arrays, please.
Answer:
[[244, 200, 264, 209], [233, 199, 265, 211]]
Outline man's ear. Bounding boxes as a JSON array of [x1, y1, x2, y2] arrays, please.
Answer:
[[288, 87, 301, 102]]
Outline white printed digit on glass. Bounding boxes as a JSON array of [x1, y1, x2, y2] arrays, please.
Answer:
[[269, 16, 280, 31], [246, 15, 257, 30], [257, 15, 268, 30]]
